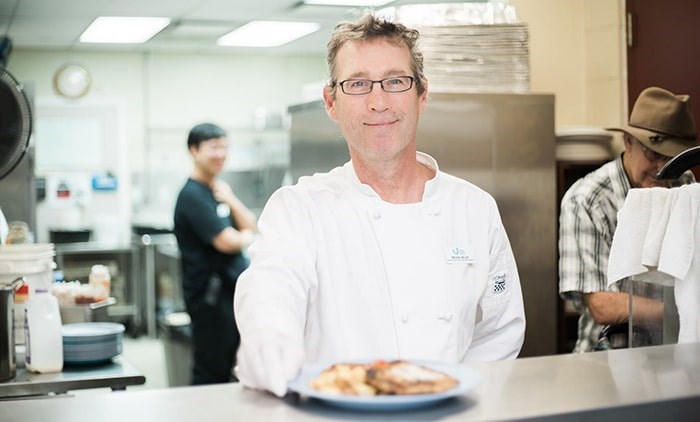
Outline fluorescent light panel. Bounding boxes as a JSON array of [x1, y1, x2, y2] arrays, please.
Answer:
[[80, 17, 171, 44], [217, 21, 320, 47], [304, 0, 394, 6]]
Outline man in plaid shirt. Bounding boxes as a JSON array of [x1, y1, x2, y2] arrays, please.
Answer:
[[559, 87, 698, 352]]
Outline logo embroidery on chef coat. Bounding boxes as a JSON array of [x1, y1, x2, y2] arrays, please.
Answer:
[[216, 203, 231, 218], [444, 246, 475, 264], [493, 273, 507, 294]]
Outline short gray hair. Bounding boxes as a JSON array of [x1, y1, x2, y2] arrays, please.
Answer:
[[326, 11, 427, 98]]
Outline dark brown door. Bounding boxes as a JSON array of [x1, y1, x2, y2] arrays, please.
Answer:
[[627, 0, 700, 177]]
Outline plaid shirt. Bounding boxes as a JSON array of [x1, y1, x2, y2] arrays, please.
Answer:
[[558, 155, 694, 352]]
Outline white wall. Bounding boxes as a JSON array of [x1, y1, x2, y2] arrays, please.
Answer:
[[512, 0, 587, 126], [511, 0, 625, 129], [8, 50, 327, 224], [7, 50, 327, 172]]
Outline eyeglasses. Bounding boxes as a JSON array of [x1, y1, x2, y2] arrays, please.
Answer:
[[335, 76, 414, 95], [637, 140, 671, 163], [199, 141, 228, 153]]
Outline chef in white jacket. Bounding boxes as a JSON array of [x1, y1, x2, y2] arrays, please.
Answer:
[[233, 11, 526, 397]]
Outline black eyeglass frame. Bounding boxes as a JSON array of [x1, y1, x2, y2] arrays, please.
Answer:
[[334, 76, 415, 95]]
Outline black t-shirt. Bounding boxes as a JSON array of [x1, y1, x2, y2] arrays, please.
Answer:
[[173, 178, 248, 305]]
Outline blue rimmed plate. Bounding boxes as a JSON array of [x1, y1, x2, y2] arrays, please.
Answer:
[[287, 360, 480, 411]]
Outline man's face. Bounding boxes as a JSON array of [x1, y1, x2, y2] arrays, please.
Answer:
[[190, 137, 228, 177], [623, 135, 672, 188], [322, 38, 428, 163]]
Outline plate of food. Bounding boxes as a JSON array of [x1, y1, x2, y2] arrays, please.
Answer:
[[287, 359, 481, 411]]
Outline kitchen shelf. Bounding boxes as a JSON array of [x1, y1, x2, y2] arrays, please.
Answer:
[[54, 243, 137, 330]]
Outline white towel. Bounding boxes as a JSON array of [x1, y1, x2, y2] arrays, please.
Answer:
[[642, 188, 678, 268], [658, 183, 700, 343], [608, 188, 675, 287]]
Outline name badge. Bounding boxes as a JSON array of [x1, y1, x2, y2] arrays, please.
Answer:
[[444, 246, 475, 264], [216, 203, 231, 218]]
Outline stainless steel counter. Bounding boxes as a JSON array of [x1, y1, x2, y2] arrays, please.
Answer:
[[0, 356, 145, 399], [1, 343, 699, 421]]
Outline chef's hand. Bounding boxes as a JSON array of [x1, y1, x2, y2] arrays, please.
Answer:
[[235, 331, 304, 397]]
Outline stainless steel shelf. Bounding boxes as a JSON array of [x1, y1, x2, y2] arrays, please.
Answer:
[[54, 243, 137, 327], [0, 356, 145, 399], [130, 233, 178, 338]]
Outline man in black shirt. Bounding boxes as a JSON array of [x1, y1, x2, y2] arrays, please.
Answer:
[[174, 123, 257, 384]]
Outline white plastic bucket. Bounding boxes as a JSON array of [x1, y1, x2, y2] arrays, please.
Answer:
[[0, 244, 56, 293]]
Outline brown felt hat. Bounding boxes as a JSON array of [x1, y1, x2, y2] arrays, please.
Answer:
[[607, 86, 699, 157]]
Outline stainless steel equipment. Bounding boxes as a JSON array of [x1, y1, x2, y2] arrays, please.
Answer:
[[287, 93, 557, 357], [0, 68, 35, 236], [0, 277, 23, 381]]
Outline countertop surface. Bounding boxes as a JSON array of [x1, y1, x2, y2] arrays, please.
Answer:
[[1, 343, 699, 421]]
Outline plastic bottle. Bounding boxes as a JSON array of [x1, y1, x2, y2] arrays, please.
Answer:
[[24, 288, 63, 373], [13, 283, 28, 345], [88, 264, 111, 302]]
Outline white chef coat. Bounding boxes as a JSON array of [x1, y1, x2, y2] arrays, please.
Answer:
[[234, 152, 525, 364]]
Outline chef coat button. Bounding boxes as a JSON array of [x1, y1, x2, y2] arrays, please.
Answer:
[[401, 315, 408, 324], [372, 210, 381, 219], [433, 209, 441, 216]]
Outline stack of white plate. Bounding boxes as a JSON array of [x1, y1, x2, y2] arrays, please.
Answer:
[[384, 2, 530, 94], [418, 23, 530, 94], [556, 126, 614, 161], [62, 322, 124, 365]]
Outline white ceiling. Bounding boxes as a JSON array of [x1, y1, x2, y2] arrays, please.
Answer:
[[0, 0, 455, 57]]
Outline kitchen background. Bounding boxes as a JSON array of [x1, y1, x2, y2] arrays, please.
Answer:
[[7, 0, 626, 200], [1, 0, 629, 376], [4, 0, 627, 241]]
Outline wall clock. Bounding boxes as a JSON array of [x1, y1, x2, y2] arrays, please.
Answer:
[[53, 63, 91, 99]]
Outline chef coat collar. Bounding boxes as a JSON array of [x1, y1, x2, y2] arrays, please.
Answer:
[[418, 152, 440, 200], [342, 151, 441, 200]]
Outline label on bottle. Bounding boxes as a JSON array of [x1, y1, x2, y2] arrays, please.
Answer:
[[15, 284, 28, 345]]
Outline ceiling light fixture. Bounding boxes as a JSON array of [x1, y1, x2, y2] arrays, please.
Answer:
[[80, 17, 171, 44], [303, 0, 394, 6], [217, 21, 321, 47]]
